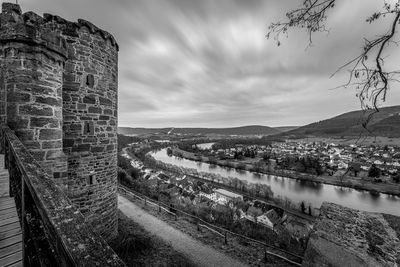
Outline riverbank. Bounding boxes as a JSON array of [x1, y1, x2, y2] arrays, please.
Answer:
[[144, 151, 319, 219], [171, 147, 400, 197]]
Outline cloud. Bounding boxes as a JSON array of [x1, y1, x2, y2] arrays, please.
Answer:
[[22, 0, 400, 127]]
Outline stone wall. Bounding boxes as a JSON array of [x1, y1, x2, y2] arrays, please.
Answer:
[[0, 2, 119, 241], [58, 17, 119, 240], [0, 3, 68, 178]]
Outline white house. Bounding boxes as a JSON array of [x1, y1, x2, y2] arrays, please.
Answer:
[[215, 189, 243, 204]]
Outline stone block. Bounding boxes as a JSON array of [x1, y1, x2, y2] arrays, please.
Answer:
[[99, 115, 109, 120], [7, 92, 31, 102], [83, 94, 96, 104], [46, 150, 63, 160], [72, 144, 90, 152], [31, 117, 59, 128], [39, 129, 62, 140], [70, 123, 82, 131], [99, 96, 112, 106], [63, 138, 75, 148], [88, 106, 101, 114], [19, 105, 53, 116], [103, 109, 112, 115], [63, 73, 76, 82], [42, 140, 62, 149], [91, 146, 104, 153], [63, 82, 80, 92], [35, 96, 61, 106], [24, 140, 41, 149]]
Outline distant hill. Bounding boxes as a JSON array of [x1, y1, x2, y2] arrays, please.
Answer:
[[118, 125, 280, 136], [274, 126, 299, 133], [279, 105, 400, 138], [118, 127, 170, 135]]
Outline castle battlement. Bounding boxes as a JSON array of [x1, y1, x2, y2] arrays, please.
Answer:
[[0, 2, 119, 240], [0, 3, 118, 54]]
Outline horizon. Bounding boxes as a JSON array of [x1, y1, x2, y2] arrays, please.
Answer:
[[118, 103, 400, 128], [118, 125, 298, 129]]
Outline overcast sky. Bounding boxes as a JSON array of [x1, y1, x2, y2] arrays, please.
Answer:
[[22, 0, 400, 128]]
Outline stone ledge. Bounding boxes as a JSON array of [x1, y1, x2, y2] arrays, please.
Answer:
[[303, 202, 400, 267]]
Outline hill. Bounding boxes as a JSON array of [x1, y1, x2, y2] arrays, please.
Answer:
[[280, 105, 400, 138], [118, 125, 280, 136], [118, 127, 170, 136], [273, 126, 299, 133]]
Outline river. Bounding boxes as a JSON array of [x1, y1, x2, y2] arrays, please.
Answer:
[[152, 148, 400, 216]]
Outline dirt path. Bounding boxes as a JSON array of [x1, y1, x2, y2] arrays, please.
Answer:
[[118, 195, 248, 267]]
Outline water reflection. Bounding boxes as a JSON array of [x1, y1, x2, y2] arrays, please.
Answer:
[[152, 149, 400, 216], [334, 187, 353, 197]]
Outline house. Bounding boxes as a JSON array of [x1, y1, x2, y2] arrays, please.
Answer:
[[256, 209, 281, 229], [199, 191, 217, 202], [214, 189, 243, 204], [257, 214, 274, 228]]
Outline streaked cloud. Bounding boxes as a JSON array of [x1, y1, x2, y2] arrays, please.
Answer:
[[23, 0, 400, 127]]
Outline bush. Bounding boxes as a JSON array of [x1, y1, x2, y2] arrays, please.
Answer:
[[118, 169, 133, 186], [392, 174, 400, 183], [236, 163, 246, 170]]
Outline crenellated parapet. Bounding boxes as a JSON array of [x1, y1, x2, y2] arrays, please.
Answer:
[[0, 3, 68, 62]]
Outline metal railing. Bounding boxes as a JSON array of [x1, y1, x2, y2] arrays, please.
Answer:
[[118, 185, 303, 266], [1, 126, 125, 266]]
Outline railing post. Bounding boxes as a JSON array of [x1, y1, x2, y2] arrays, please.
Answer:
[[7, 144, 12, 198], [21, 178, 25, 265], [224, 231, 227, 245], [264, 243, 267, 262], [5, 137, 9, 170], [0, 127, 3, 154]]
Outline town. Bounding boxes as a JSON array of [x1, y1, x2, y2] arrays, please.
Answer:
[[201, 141, 400, 180], [119, 143, 312, 261]]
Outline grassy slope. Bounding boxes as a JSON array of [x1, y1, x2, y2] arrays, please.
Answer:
[[109, 211, 196, 267], [280, 105, 400, 138]]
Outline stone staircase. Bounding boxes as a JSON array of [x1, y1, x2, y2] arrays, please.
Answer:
[[0, 154, 22, 267]]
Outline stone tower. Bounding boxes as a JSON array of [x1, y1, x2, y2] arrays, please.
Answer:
[[0, 3, 119, 240]]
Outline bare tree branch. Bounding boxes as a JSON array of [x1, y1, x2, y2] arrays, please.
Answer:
[[267, 0, 400, 131]]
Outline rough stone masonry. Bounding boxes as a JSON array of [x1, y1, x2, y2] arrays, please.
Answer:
[[0, 2, 119, 240]]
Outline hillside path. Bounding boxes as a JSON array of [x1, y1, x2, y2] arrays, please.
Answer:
[[118, 195, 248, 267]]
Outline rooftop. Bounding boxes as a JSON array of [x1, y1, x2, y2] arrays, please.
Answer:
[[215, 189, 242, 199]]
